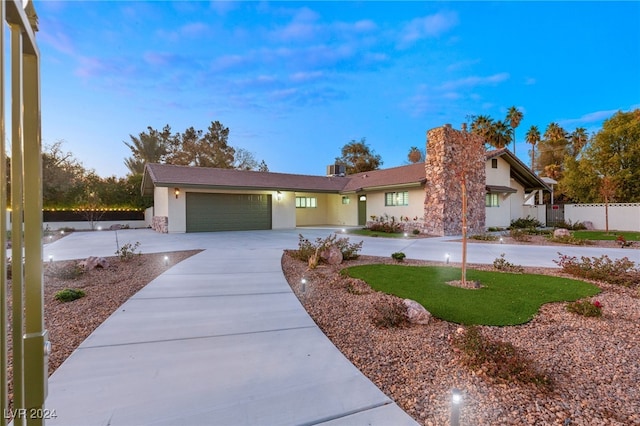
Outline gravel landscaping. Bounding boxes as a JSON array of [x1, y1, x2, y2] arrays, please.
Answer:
[[281, 252, 640, 425]]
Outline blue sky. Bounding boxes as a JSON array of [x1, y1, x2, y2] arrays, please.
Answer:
[[37, 1, 640, 178]]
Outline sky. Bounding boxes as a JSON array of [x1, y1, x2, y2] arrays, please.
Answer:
[[36, 0, 640, 178]]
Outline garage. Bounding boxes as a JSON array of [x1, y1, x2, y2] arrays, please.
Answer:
[[186, 193, 272, 232]]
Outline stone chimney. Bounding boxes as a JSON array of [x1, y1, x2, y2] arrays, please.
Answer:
[[423, 125, 486, 236]]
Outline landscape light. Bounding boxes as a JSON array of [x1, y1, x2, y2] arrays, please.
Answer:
[[445, 253, 450, 264], [97, 226, 102, 231], [301, 278, 307, 293], [48, 255, 53, 262], [499, 237, 504, 244], [404, 232, 408, 238], [341, 228, 346, 233], [451, 388, 462, 426], [60, 230, 65, 235], [163, 255, 169, 266]]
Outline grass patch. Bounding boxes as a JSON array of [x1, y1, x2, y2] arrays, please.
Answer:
[[344, 229, 410, 238], [342, 264, 600, 326], [572, 230, 640, 241]]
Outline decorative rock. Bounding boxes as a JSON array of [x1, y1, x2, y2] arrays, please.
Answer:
[[553, 228, 571, 238], [320, 245, 343, 265], [80, 256, 110, 270], [583, 221, 595, 230], [109, 224, 123, 230], [403, 299, 431, 325]]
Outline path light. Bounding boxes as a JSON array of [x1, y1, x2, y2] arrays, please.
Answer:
[[48, 255, 53, 263], [301, 278, 307, 294], [341, 228, 346, 233], [97, 226, 102, 231], [403, 232, 408, 238], [60, 230, 65, 235], [499, 237, 504, 244], [445, 253, 450, 264], [163, 255, 169, 266], [48, 235, 52, 241], [451, 388, 462, 426]]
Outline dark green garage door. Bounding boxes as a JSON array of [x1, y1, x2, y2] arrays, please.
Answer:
[[186, 193, 272, 232]]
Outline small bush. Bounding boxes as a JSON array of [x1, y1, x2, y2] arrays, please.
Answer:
[[55, 288, 86, 302], [548, 234, 593, 246], [116, 241, 141, 261], [368, 213, 403, 233], [487, 226, 505, 232], [509, 228, 531, 242], [451, 326, 552, 388], [391, 252, 406, 262], [471, 233, 498, 241], [293, 234, 363, 263], [510, 216, 543, 229], [555, 220, 587, 231], [372, 298, 407, 328], [554, 252, 639, 287], [493, 253, 524, 273], [617, 235, 634, 248], [46, 262, 85, 280], [412, 229, 420, 235], [566, 299, 603, 317]]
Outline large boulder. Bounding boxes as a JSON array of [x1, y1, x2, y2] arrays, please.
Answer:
[[403, 299, 431, 325], [80, 256, 110, 270], [553, 228, 571, 238], [320, 245, 343, 265]]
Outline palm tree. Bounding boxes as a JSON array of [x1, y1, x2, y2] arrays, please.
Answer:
[[506, 106, 523, 154], [525, 125, 541, 171], [470, 115, 494, 146], [569, 127, 588, 157], [491, 120, 512, 149]]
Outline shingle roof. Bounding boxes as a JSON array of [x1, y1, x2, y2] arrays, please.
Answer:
[[142, 163, 349, 196], [341, 163, 426, 192], [142, 148, 548, 196]]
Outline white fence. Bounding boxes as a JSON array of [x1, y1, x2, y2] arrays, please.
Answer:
[[5, 211, 148, 231], [564, 203, 640, 232]]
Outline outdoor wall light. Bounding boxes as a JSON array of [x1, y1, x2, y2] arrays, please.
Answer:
[[276, 191, 283, 201], [174, 188, 180, 199]]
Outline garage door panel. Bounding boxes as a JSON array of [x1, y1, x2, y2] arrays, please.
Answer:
[[186, 193, 272, 232]]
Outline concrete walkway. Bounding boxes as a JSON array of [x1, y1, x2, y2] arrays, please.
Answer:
[[42, 228, 639, 425]]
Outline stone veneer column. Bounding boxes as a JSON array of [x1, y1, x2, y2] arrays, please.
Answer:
[[423, 124, 486, 236]]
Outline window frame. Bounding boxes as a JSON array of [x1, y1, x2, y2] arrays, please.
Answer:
[[295, 196, 317, 208], [384, 191, 409, 207]]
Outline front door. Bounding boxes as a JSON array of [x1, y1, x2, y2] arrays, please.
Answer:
[[358, 195, 367, 226]]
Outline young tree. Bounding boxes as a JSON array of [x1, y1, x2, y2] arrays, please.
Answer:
[[506, 106, 523, 154], [335, 138, 382, 174]]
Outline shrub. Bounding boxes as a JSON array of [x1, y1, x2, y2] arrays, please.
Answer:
[[493, 253, 524, 273], [487, 226, 504, 232], [451, 326, 552, 388], [566, 299, 603, 317], [46, 262, 85, 280], [554, 252, 640, 287], [471, 234, 498, 241], [555, 220, 587, 231], [372, 298, 407, 328], [548, 234, 593, 246], [412, 229, 420, 235], [292, 234, 363, 263], [391, 252, 406, 262], [509, 228, 531, 242], [116, 241, 141, 261], [510, 216, 543, 229], [368, 213, 403, 233], [55, 288, 86, 302], [617, 235, 634, 248]]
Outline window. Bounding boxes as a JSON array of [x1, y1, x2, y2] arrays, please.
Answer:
[[341, 196, 350, 205], [385, 191, 409, 206], [485, 193, 499, 207], [296, 196, 317, 208], [491, 158, 498, 169]]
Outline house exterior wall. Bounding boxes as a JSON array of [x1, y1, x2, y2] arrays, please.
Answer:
[[509, 180, 526, 221], [522, 204, 546, 225], [295, 192, 330, 226], [485, 157, 511, 186], [364, 187, 425, 223], [325, 193, 358, 226]]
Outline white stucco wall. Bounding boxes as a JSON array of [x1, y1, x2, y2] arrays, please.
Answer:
[[365, 187, 425, 223], [485, 157, 511, 187], [565, 203, 640, 231], [295, 192, 330, 226], [325, 193, 358, 226]]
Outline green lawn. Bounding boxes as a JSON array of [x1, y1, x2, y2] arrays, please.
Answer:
[[342, 265, 600, 326], [342, 229, 414, 238], [572, 230, 640, 241]]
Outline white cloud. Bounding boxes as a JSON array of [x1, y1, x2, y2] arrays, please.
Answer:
[[560, 109, 621, 126], [439, 72, 510, 90], [398, 11, 459, 47], [289, 71, 325, 83], [524, 77, 536, 85]]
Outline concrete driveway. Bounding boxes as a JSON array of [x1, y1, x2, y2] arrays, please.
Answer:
[[42, 228, 638, 425]]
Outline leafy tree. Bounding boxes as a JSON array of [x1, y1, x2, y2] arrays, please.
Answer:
[[335, 138, 382, 174], [123, 125, 170, 175], [525, 125, 541, 171], [42, 141, 88, 207], [561, 110, 640, 202], [233, 147, 259, 170], [506, 106, 523, 154], [165, 126, 203, 166], [258, 160, 269, 172], [199, 121, 235, 168], [407, 146, 425, 163]]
